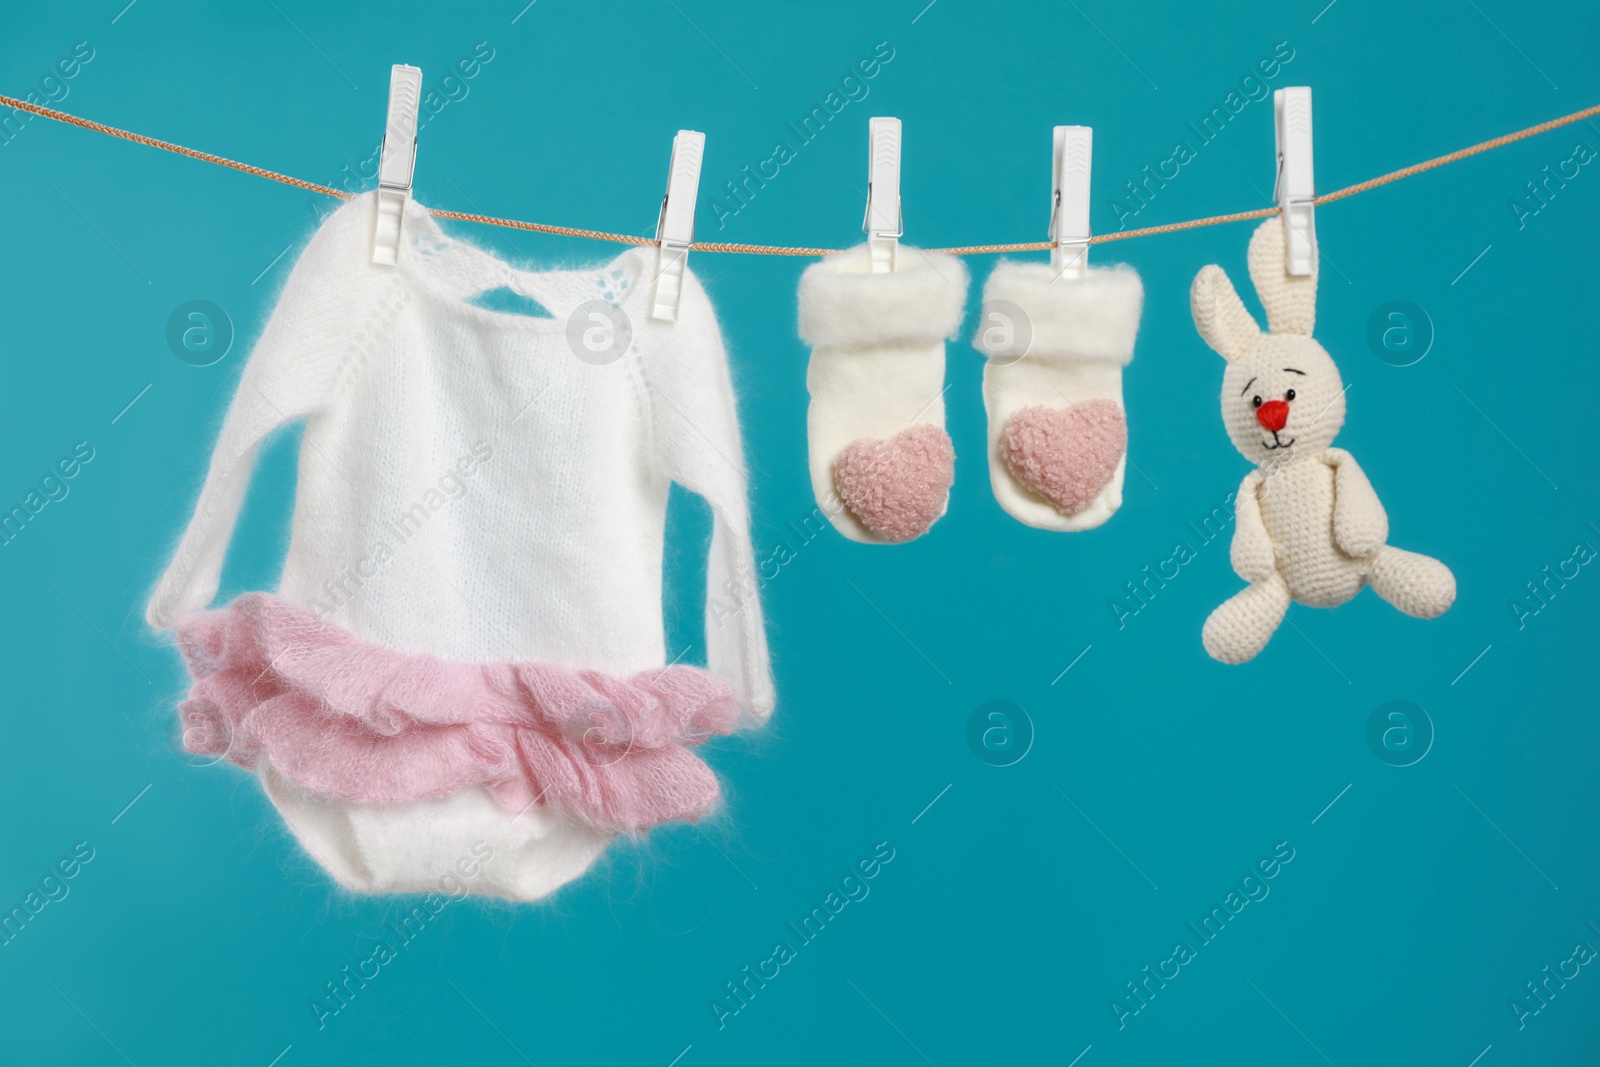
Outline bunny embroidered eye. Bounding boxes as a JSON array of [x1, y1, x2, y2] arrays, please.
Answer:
[[1251, 396, 1263, 408], [1285, 389, 1296, 401]]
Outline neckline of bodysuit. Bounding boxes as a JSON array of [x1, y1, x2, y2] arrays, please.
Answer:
[[395, 197, 649, 334]]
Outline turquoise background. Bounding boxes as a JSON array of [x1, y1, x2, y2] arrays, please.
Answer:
[[2, 1, 1597, 1063]]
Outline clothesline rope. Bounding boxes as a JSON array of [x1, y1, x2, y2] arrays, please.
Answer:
[[3, 92, 1597, 256]]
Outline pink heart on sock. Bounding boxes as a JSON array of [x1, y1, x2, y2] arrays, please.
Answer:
[[1001, 400, 1127, 516], [834, 424, 955, 543]]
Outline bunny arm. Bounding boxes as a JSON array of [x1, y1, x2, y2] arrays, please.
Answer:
[[1325, 447, 1389, 558], [1230, 469, 1278, 583]]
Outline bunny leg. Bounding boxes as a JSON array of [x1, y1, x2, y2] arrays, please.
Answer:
[[1367, 546, 1456, 618], [1202, 573, 1291, 664]]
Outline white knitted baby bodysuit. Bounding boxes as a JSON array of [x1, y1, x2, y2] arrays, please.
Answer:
[[147, 193, 773, 901]]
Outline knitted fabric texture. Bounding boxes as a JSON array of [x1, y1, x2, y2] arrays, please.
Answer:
[[799, 244, 969, 543], [973, 262, 1142, 530], [146, 193, 773, 900], [176, 593, 739, 833], [1191, 218, 1455, 664]]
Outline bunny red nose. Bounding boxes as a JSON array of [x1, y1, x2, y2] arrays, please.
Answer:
[[1256, 399, 1290, 433]]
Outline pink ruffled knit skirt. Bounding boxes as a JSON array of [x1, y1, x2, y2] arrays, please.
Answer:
[[173, 593, 740, 833]]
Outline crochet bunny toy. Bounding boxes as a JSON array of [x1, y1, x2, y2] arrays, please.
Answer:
[[1190, 217, 1455, 664]]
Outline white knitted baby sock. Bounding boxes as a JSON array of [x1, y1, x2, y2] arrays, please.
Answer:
[[973, 262, 1143, 531], [798, 245, 969, 543]]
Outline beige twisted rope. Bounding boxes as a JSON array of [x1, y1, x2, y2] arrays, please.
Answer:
[[3, 92, 1596, 256]]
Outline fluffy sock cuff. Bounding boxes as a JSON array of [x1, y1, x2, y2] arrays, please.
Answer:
[[799, 244, 970, 348], [975, 262, 1143, 364]]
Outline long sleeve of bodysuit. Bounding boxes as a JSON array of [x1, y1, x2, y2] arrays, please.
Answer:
[[641, 269, 776, 719], [146, 198, 394, 629]]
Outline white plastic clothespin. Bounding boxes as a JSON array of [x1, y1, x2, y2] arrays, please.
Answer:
[[863, 117, 902, 274], [1050, 125, 1092, 280], [651, 129, 705, 322], [371, 64, 423, 267], [1273, 86, 1317, 277]]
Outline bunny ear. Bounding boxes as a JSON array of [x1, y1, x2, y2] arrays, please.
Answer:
[[1246, 216, 1317, 336], [1191, 264, 1260, 362]]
